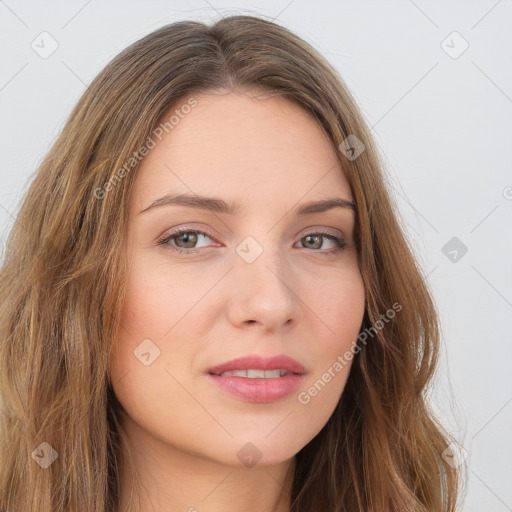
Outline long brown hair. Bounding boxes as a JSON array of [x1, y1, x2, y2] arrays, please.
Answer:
[[0, 14, 460, 511]]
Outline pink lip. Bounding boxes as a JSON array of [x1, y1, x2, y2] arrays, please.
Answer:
[[206, 354, 306, 403], [207, 354, 306, 376]]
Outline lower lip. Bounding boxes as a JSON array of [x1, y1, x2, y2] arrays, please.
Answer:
[[207, 373, 304, 403]]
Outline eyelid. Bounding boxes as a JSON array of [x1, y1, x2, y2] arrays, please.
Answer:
[[161, 225, 218, 240], [299, 226, 345, 240]]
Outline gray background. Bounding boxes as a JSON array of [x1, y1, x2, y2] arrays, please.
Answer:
[[1, 1, 511, 510]]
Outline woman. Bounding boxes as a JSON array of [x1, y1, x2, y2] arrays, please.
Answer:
[[0, 14, 460, 512]]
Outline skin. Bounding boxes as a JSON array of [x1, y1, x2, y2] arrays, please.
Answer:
[[110, 88, 366, 512]]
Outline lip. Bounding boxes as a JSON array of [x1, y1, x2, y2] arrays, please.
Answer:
[[206, 354, 306, 403], [207, 354, 306, 376]]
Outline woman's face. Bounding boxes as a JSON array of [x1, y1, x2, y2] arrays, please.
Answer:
[[110, 88, 366, 468]]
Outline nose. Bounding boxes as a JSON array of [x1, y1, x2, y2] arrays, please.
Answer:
[[226, 243, 303, 332]]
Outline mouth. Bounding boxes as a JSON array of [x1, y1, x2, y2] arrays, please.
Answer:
[[206, 354, 305, 403]]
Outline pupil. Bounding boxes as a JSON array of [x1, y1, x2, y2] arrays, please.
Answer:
[[179, 232, 197, 248], [306, 235, 321, 249]]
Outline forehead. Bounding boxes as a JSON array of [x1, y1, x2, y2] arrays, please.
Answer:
[[132, 89, 352, 212]]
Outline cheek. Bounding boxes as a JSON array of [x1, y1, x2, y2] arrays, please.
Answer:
[[115, 256, 216, 337], [109, 258, 214, 407], [314, 267, 366, 348], [109, 263, 171, 392], [296, 268, 365, 407]]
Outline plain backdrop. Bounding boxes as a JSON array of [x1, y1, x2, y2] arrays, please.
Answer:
[[0, 1, 511, 511]]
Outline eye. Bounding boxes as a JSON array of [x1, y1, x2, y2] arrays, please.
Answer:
[[157, 228, 217, 254], [157, 228, 347, 256], [295, 232, 347, 254]]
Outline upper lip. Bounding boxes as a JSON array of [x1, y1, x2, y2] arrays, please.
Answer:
[[207, 354, 306, 376]]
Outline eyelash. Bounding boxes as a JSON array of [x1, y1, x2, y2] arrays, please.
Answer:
[[157, 227, 347, 256]]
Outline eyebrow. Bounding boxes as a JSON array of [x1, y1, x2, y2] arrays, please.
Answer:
[[138, 193, 356, 216]]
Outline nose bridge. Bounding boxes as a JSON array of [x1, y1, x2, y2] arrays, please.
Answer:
[[228, 233, 301, 328]]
